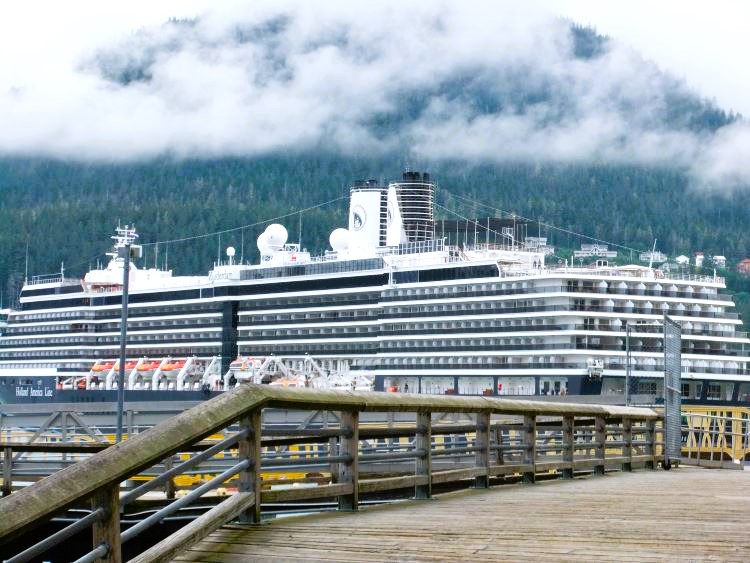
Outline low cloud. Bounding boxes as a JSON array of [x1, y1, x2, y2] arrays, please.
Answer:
[[0, 1, 748, 189]]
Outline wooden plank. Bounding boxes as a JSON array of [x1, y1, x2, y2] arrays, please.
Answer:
[[338, 411, 359, 511], [431, 467, 486, 484], [523, 414, 536, 483], [359, 475, 424, 494], [2, 447, 11, 497], [177, 467, 750, 563], [474, 412, 490, 488], [488, 463, 532, 476], [535, 461, 568, 473], [594, 416, 606, 476], [261, 483, 354, 503], [414, 411, 431, 499], [572, 458, 601, 470], [91, 485, 120, 563], [562, 415, 574, 479], [129, 492, 256, 563], [237, 409, 262, 524]]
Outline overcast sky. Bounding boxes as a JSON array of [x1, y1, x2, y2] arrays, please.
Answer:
[[0, 1, 748, 188], [548, 0, 750, 116]]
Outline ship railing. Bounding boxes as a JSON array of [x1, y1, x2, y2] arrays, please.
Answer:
[[681, 411, 750, 468], [380, 285, 734, 303], [497, 266, 724, 285], [26, 274, 79, 287], [0, 385, 662, 563]]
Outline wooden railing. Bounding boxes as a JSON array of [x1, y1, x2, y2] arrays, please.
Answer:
[[0, 385, 661, 563]]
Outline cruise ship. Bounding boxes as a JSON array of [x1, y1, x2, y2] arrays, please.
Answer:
[[1, 171, 749, 406]]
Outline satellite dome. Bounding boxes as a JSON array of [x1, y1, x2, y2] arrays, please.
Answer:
[[226, 246, 236, 257], [265, 224, 288, 249], [257, 231, 271, 253], [329, 228, 350, 251]]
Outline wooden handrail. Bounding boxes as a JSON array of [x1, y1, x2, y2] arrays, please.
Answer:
[[0, 384, 659, 558]]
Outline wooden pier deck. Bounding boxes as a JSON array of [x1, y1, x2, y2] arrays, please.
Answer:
[[175, 467, 750, 562]]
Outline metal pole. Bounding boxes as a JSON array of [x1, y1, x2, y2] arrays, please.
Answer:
[[115, 243, 131, 443], [625, 324, 631, 406]]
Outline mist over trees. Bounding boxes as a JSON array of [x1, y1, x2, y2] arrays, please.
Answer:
[[1, 24, 749, 323]]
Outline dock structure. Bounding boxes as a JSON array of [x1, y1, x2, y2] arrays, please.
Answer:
[[176, 466, 750, 562], [1, 384, 746, 562]]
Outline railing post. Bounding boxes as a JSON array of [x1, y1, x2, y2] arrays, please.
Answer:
[[328, 436, 339, 484], [645, 419, 656, 470], [2, 446, 11, 497], [622, 418, 633, 472], [238, 408, 262, 524], [163, 455, 176, 500], [494, 426, 505, 466], [523, 414, 536, 484], [594, 416, 606, 475], [415, 411, 432, 499], [474, 411, 490, 489], [91, 484, 121, 563], [338, 411, 359, 511], [562, 416, 574, 479]]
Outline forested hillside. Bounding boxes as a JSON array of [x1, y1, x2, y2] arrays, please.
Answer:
[[1, 156, 749, 289]]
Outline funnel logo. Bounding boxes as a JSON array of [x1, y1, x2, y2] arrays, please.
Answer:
[[352, 205, 366, 231]]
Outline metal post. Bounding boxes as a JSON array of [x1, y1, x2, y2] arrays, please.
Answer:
[[115, 243, 131, 444], [414, 411, 432, 499]]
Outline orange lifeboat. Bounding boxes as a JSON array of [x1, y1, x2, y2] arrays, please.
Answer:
[[172, 360, 186, 370], [161, 362, 175, 372], [137, 361, 160, 371], [91, 362, 114, 372]]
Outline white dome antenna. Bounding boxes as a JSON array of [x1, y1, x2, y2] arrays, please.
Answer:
[[257, 231, 271, 254], [265, 224, 288, 250], [329, 228, 350, 252]]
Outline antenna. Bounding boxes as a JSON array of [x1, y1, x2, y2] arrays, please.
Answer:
[[24, 239, 29, 284], [240, 229, 245, 265], [648, 239, 657, 270]]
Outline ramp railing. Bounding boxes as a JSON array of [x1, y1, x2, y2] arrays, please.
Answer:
[[0, 385, 661, 563], [681, 411, 750, 468]]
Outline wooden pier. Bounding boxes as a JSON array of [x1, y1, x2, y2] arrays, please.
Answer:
[[0, 385, 732, 563], [176, 467, 750, 562]]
